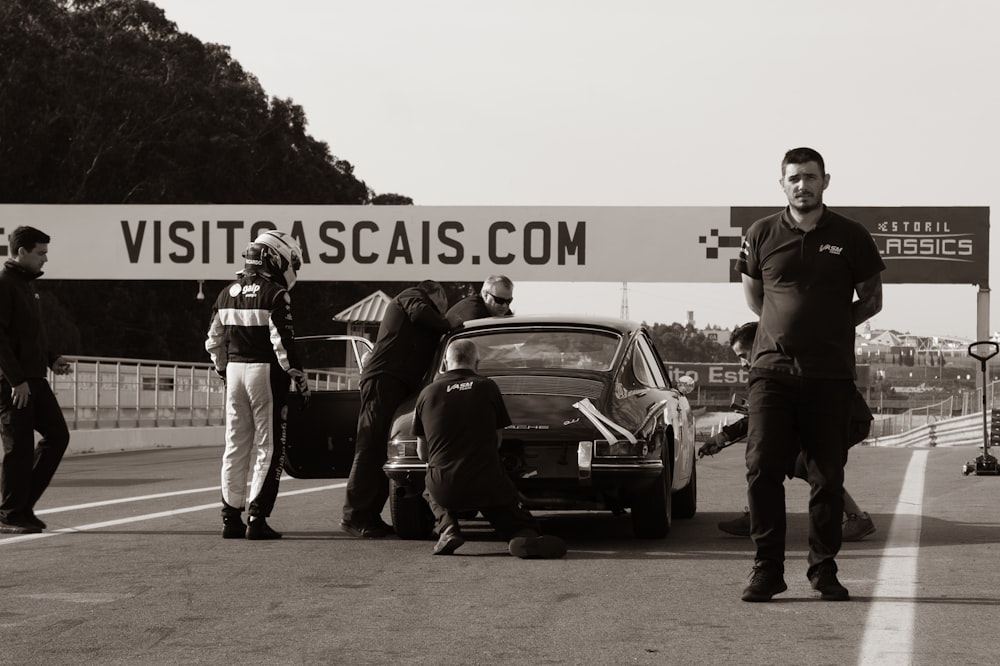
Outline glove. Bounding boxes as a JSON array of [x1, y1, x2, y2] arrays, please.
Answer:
[[698, 432, 728, 458], [289, 369, 311, 406]]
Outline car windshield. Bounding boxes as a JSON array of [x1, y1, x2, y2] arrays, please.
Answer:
[[451, 329, 622, 372]]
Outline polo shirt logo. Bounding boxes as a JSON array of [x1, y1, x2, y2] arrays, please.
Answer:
[[819, 243, 843, 255], [447, 381, 474, 393]]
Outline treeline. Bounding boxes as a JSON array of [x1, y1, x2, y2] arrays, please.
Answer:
[[0, 0, 731, 363], [1, 0, 421, 359], [645, 322, 733, 362], [0, 0, 398, 205]]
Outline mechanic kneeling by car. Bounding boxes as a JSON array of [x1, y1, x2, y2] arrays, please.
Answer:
[[414, 339, 566, 559]]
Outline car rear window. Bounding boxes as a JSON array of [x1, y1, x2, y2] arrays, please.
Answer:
[[453, 329, 621, 372]]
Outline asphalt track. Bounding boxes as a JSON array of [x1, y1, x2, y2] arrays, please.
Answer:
[[0, 443, 997, 665]]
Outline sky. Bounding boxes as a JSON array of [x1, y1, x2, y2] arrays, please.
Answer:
[[151, 0, 1000, 339]]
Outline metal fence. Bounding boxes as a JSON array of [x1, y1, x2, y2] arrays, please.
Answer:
[[50, 356, 226, 430], [48, 356, 362, 430]]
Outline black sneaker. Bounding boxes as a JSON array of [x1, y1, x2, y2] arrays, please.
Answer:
[[371, 517, 395, 535], [809, 568, 850, 601], [508, 534, 567, 559], [0, 518, 42, 535], [432, 526, 465, 555], [23, 512, 47, 531], [741, 564, 788, 602], [717, 510, 751, 537], [246, 517, 282, 540], [222, 515, 246, 539], [340, 519, 391, 538]]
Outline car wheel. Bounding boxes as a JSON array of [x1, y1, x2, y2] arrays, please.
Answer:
[[389, 479, 434, 540], [631, 447, 672, 539], [672, 459, 697, 519]]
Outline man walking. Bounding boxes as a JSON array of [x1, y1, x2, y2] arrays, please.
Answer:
[[0, 226, 72, 534]]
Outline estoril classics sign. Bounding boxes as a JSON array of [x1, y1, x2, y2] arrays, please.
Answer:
[[0, 205, 989, 286]]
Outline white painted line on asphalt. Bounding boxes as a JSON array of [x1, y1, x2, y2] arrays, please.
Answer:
[[34, 475, 306, 514], [857, 449, 928, 666], [0, 481, 347, 546]]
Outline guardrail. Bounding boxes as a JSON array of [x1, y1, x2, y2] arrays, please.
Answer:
[[866, 412, 983, 448], [50, 356, 226, 429], [49, 356, 360, 430]]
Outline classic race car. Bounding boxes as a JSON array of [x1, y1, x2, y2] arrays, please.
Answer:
[[283, 316, 698, 540]]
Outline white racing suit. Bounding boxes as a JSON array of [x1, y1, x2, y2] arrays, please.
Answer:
[[205, 273, 304, 519]]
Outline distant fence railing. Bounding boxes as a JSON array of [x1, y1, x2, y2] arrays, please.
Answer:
[[49, 356, 359, 430], [50, 356, 226, 429]]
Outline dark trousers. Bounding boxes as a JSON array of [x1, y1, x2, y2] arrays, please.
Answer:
[[0, 377, 70, 521], [422, 487, 540, 541], [745, 372, 853, 576], [343, 375, 409, 524]]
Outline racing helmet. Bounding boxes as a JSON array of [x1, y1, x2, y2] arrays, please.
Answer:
[[242, 230, 303, 289]]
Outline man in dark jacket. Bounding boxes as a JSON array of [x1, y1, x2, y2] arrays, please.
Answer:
[[446, 275, 514, 327], [341, 280, 451, 537], [0, 226, 72, 534]]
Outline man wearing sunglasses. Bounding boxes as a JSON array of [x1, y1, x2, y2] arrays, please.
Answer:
[[446, 275, 514, 328]]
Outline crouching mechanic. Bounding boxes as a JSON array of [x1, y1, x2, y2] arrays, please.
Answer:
[[205, 230, 310, 540], [415, 339, 566, 559], [698, 321, 876, 541]]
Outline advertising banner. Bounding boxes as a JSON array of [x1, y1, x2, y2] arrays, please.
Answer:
[[667, 362, 872, 388], [731, 206, 990, 286], [0, 205, 987, 285]]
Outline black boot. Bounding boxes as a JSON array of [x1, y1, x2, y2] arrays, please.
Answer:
[[246, 516, 282, 540], [222, 509, 246, 539]]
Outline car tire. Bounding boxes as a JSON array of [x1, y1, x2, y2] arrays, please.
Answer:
[[389, 479, 435, 540], [672, 458, 697, 519], [631, 446, 672, 539]]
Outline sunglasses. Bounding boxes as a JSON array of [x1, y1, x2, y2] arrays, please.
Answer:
[[488, 292, 513, 306]]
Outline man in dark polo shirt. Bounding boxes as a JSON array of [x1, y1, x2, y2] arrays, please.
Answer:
[[734, 147, 884, 602], [414, 339, 566, 559], [445, 274, 514, 328], [341, 280, 451, 538]]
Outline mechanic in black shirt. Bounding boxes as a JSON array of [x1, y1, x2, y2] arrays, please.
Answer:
[[341, 281, 452, 538], [445, 274, 514, 328], [734, 147, 884, 602], [699, 321, 876, 542], [414, 339, 566, 559]]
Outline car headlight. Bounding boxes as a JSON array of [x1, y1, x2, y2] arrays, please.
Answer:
[[593, 439, 648, 457], [388, 437, 418, 458]]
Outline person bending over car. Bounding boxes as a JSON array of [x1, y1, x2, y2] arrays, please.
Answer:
[[414, 339, 566, 559], [205, 230, 310, 541], [341, 280, 452, 538], [445, 274, 514, 327], [698, 321, 876, 542]]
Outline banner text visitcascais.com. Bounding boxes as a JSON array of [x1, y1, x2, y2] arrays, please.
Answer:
[[119, 218, 586, 266]]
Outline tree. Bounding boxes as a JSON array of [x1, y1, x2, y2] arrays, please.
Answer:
[[646, 321, 733, 362], [372, 193, 414, 205], [0, 0, 378, 205], [0, 0, 420, 360]]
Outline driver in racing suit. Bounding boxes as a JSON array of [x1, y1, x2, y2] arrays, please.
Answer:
[[205, 230, 310, 540]]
